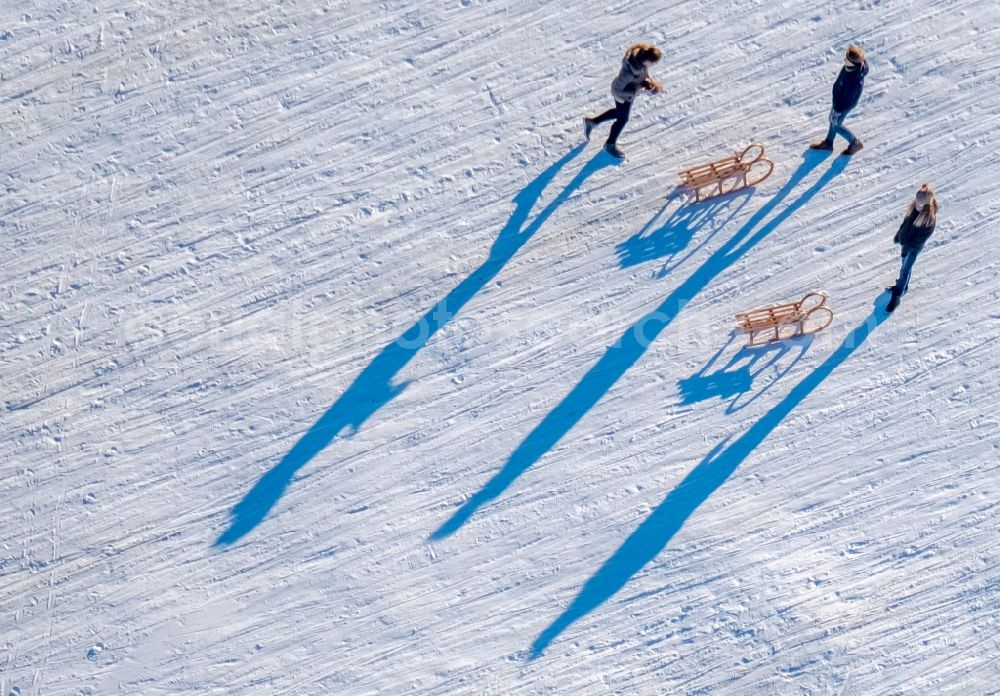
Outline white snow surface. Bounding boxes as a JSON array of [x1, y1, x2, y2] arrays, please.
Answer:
[[3, 0, 999, 693]]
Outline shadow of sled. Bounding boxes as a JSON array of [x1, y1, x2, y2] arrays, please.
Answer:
[[616, 189, 752, 274], [678, 331, 813, 413]]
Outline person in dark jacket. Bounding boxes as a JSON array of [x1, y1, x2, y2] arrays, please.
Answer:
[[584, 43, 663, 159], [811, 45, 869, 156], [886, 183, 938, 312]]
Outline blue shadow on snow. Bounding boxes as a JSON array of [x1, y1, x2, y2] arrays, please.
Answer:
[[616, 189, 751, 273], [530, 295, 892, 657], [216, 145, 618, 545], [678, 332, 813, 414], [431, 149, 845, 541]]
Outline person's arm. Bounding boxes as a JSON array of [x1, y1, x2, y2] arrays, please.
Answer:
[[832, 69, 846, 110], [847, 63, 868, 109], [894, 210, 916, 244], [627, 60, 647, 94], [912, 222, 936, 247], [612, 58, 644, 98]]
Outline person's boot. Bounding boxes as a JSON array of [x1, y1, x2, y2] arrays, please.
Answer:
[[886, 287, 901, 313], [809, 139, 834, 151], [604, 142, 625, 159], [584, 118, 596, 142], [842, 138, 865, 156]]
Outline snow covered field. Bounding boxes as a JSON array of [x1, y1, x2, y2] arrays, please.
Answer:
[[3, 0, 999, 693]]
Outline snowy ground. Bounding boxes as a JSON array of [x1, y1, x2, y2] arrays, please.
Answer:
[[3, 0, 999, 693]]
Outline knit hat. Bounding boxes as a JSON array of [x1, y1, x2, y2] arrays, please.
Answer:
[[846, 45, 865, 65], [915, 184, 934, 206]]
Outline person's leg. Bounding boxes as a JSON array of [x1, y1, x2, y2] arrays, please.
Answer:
[[894, 247, 921, 295], [586, 102, 621, 142], [835, 110, 857, 144], [606, 99, 633, 145], [813, 109, 837, 149], [834, 121, 857, 143], [823, 109, 840, 144], [828, 109, 856, 144], [823, 113, 837, 145], [834, 108, 863, 154], [834, 108, 864, 155], [590, 105, 619, 125]]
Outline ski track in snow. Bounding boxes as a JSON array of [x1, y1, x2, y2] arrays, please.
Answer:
[[2, 0, 999, 694]]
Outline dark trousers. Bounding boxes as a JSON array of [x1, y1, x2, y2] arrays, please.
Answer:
[[592, 99, 632, 145], [893, 245, 923, 295]]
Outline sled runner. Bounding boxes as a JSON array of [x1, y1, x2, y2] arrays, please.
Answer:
[[678, 144, 774, 202], [735, 291, 833, 346]]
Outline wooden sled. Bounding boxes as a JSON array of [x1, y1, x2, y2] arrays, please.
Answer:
[[735, 291, 834, 346], [678, 144, 774, 202]]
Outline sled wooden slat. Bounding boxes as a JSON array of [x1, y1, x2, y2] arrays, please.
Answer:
[[735, 291, 834, 346], [678, 143, 774, 202]]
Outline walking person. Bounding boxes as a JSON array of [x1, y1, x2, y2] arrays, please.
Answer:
[[584, 43, 663, 160], [811, 45, 869, 156], [886, 183, 938, 312]]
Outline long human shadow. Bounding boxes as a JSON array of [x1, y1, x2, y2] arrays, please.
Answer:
[[432, 150, 845, 540], [530, 296, 890, 657], [216, 144, 615, 545]]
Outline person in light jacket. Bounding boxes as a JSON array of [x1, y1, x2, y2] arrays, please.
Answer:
[[811, 45, 869, 156], [887, 183, 938, 312], [584, 43, 663, 159]]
